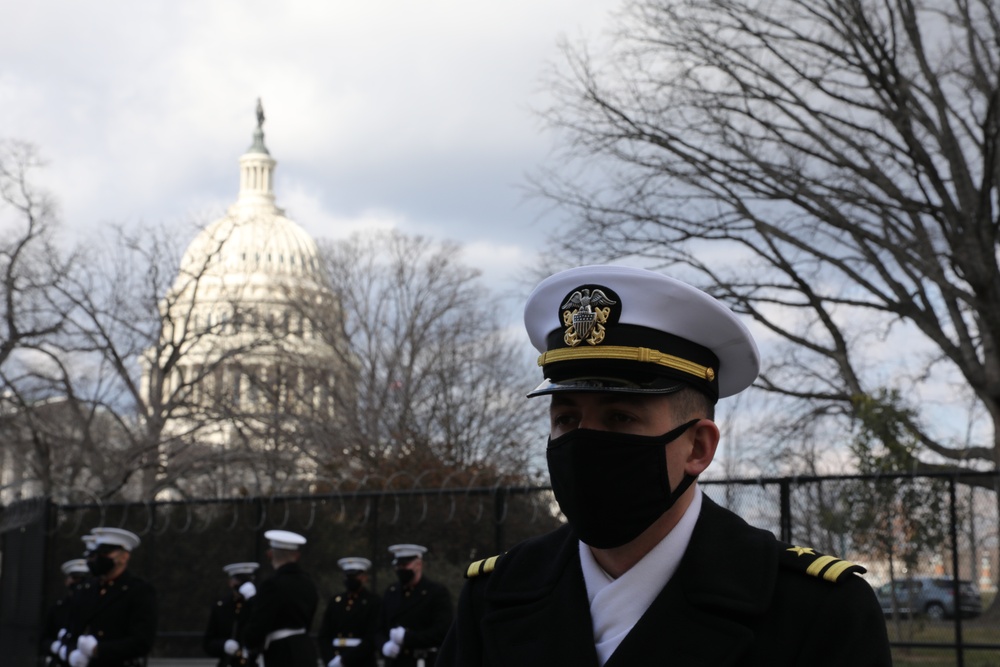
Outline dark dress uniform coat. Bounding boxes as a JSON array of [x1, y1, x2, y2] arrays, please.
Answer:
[[42, 581, 88, 661], [378, 575, 453, 667], [317, 587, 381, 667], [241, 561, 319, 667], [61, 570, 157, 667], [203, 594, 256, 667], [438, 496, 892, 667]]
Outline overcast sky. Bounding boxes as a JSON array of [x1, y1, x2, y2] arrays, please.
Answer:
[[1, 0, 620, 300]]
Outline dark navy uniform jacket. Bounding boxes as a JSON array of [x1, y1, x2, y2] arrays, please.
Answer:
[[62, 570, 157, 667], [378, 575, 453, 667], [439, 496, 892, 666], [317, 587, 381, 667], [42, 581, 89, 661], [241, 561, 319, 667], [203, 593, 256, 667]]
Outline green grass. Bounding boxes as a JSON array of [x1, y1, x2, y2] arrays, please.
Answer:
[[891, 649, 1000, 667], [888, 617, 1000, 666]]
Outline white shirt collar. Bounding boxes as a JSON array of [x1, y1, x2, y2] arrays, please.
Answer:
[[579, 486, 703, 666]]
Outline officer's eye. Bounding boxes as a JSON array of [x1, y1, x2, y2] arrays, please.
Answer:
[[550, 412, 578, 427], [607, 411, 637, 425]]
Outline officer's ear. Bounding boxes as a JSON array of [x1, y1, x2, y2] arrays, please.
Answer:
[[684, 419, 720, 476]]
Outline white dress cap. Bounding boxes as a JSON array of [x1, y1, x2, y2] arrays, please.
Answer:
[[388, 544, 427, 562], [523, 265, 760, 400], [223, 562, 260, 577], [61, 559, 89, 576], [89, 527, 141, 551], [264, 529, 307, 550], [337, 557, 372, 572], [81, 534, 97, 554]]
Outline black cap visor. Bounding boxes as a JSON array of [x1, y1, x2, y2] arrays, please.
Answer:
[[527, 376, 691, 397]]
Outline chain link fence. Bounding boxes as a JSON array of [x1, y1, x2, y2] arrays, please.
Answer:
[[3, 472, 999, 666]]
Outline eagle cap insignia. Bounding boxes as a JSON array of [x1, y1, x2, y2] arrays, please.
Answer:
[[561, 286, 618, 347]]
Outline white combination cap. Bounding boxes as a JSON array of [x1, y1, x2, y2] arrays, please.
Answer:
[[61, 559, 89, 576], [264, 529, 307, 550], [223, 562, 260, 577], [89, 527, 141, 551], [388, 544, 427, 563], [337, 557, 372, 573], [81, 534, 97, 554], [523, 265, 760, 401]]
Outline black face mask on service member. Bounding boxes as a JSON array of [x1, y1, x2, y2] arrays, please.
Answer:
[[546, 418, 701, 549], [395, 568, 415, 586], [87, 555, 116, 577], [344, 575, 362, 592]]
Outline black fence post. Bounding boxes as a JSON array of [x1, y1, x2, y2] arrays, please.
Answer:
[[0, 498, 49, 667], [949, 475, 964, 667], [493, 487, 507, 554], [370, 494, 380, 593], [779, 478, 792, 544]]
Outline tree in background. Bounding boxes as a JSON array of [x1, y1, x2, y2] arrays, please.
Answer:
[[844, 391, 950, 635], [0, 140, 100, 501], [536, 0, 1000, 479], [309, 229, 545, 490], [2, 214, 284, 501]]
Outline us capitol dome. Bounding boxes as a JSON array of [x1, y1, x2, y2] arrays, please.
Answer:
[[141, 101, 346, 494]]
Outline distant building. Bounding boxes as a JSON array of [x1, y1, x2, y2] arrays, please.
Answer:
[[140, 104, 349, 497]]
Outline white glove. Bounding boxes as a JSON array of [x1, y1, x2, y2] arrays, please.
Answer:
[[57, 628, 67, 639], [77, 634, 98, 658], [59, 645, 69, 661], [382, 640, 401, 658], [224, 639, 240, 656], [68, 650, 90, 667], [389, 626, 406, 644], [50, 639, 62, 655], [238, 581, 257, 599], [327, 657, 343, 667]]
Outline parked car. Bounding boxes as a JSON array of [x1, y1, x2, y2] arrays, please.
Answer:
[[874, 577, 982, 620]]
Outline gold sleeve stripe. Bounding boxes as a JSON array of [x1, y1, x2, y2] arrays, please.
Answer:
[[823, 560, 859, 582], [537, 346, 714, 382], [465, 555, 501, 578], [805, 555, 839, 578]]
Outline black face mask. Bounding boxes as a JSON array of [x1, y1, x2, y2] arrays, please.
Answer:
[[395, 568, 415, 586], [546, 418, 700, 549], [344, 575, 362, 592], [87, 555, 116, 577]]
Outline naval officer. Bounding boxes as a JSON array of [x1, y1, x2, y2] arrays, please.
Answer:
[[377, 544, 452, 667], [239, 529, 319, 667], [42, 558, 91, 661], [203, 561, 260, 667], [318, 556, 381, 667], [438, 265, 892, 666], [56, 527, 157, 667]]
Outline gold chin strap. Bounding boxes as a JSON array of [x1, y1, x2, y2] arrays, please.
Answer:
[[537, 345, 715, 383]]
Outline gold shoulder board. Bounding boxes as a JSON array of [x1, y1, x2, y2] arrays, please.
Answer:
[[465, 554, 503, 579], [781, 545, 866, 583]]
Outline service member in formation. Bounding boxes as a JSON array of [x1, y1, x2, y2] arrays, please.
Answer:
[[438, 265, 892, 667], [202, 562, 260, 667], [53, 527, 157, 667], [377, 544, 453, 667], [239, 530, 319, 667], [42, 558, 91, 660], [317, 557, 381, 667]]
